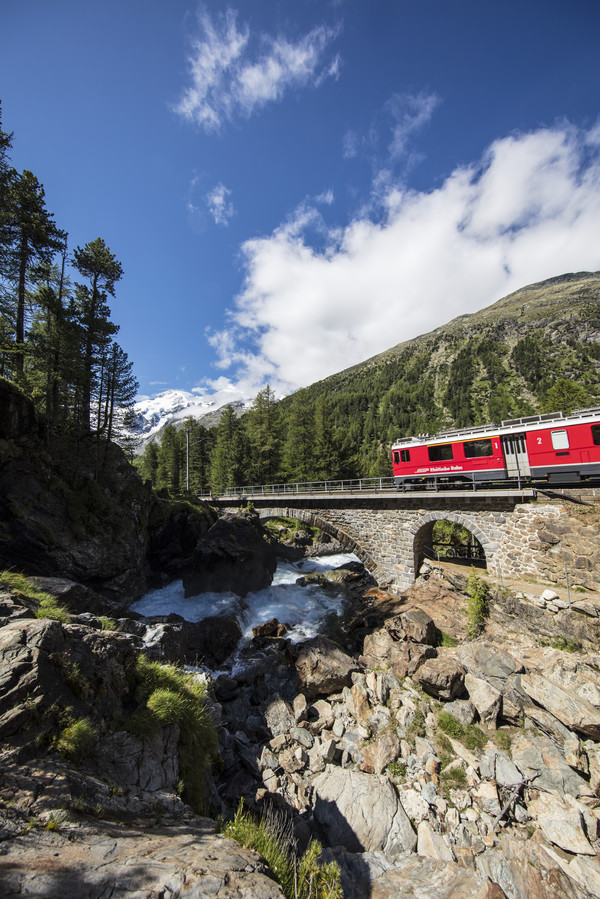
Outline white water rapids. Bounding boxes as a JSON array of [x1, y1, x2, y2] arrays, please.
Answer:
[[130, 552, 359, 645]]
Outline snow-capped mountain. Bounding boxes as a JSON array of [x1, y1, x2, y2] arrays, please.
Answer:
[[126, 388, 254, 451]]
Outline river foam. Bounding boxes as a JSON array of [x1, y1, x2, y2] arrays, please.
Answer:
[[130, 552, 359, 643]]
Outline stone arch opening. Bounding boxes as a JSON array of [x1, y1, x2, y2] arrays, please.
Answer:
[[255, 506, 377, 574], [412, 513, 488, 578]]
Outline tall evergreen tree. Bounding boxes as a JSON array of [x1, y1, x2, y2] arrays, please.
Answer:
[[281, 391, 314, 482], [3, 170, 62, 381], [72, 238, 122, 432], [245, 384, 281, 484], [209, 405, 245, 492]]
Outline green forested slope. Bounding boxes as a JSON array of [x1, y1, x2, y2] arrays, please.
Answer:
[[142, 271, 600, 492]]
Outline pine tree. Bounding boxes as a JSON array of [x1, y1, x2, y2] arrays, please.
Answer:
[[245, 384, 281, 484], [209, 405, 245, 492], [72, 238, 122, 433], [281, 391, 314, 482], [3, 169, 63, 382]]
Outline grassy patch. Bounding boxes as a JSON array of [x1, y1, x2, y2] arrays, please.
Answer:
[[127, 654, 219, 813], [436, 629, 458, 648], [437, 711, 465, 740], [223, 800, 342, 899], [0, 571, 70, 622], [441, 766, 467, 789], [494, 730, 512, 754], [543, 636, 582, 653], [463, 724, 488, 752], [437, 710, 488, 752], [387, 760, 406, 780], [55, 717, 98, 764], [99, 616, 117, 631]]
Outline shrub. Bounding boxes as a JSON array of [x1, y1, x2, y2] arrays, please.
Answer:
[[127, 654, 219, 812], [55, 718, 97, 764], [223, 800, 342, 899], [466, 568, 490, 639]]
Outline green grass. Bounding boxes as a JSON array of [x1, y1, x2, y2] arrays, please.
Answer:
[[463, 724, 488, 751], [437, 711, 465, 740], [0, 570, 70, 622], [387, 761, 406, 780], [223, 800, 342, 899], [494, 730, 512, 754], [55, 718, 98, 764], [127, 654, 219, 813], [437, 710, 488, 752], [436, 629, 458, 647], [99, 616, 117, 631], [441, 766, 467, 789]]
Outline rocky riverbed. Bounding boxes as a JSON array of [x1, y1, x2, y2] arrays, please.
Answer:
[[3, 552, 600, 897]]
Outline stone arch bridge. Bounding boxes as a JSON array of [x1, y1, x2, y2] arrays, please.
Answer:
[[211, 488, 564, 593]]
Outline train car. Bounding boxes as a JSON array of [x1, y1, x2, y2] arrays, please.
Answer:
[[391, 407, 600, 489]]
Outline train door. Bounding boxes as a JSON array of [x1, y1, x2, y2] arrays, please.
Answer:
[[501, 433, 530, 479]]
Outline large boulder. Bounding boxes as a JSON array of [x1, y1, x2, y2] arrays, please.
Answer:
[[415, 656, 466, 701], [311, 765, 416, 855], [520, 671, 600, 741], [294, 636, 357, 698], [182, 512, 278, 598]]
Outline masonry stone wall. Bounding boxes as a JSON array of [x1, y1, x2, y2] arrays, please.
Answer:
[[220, 497, 598, 593]]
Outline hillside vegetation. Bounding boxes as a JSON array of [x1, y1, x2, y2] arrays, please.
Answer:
[[139, 271, 600, 492]]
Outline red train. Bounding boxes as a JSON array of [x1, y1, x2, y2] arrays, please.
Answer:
[[391, 407, 600, 489]]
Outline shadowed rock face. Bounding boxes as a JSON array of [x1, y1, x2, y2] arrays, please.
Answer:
[[0, 381, 38, 440], [182, 512, 278, 598]]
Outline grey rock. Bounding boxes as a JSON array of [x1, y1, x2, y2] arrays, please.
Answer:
[[295, 636, 357, 698], [521, 671, 600, 741], [415, 656, 466, 701], [311, 765, 417, 855]]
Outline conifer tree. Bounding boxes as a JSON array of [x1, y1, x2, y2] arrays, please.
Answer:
[[72, 238, 122, 432], [3, 170, 62, 382], [245, 384, 281, 484], [209, 405, 245, 492]]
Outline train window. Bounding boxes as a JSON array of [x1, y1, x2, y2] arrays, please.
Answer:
[[551, 429, 569, 450], [428, 443, 453, 461], [401, 449, 411, 463], [592, 425, 600, 446], [463, 438, 493, 458], [393, 451, 400, 465]]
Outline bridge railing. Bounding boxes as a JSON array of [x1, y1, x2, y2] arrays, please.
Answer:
[[199, 476, 397, 499]]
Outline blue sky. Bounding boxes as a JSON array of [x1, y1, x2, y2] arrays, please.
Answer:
[[2, 0, 600, 404]]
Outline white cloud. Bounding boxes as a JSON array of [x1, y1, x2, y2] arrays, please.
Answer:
[[386, 91, 440, 160], [342, 90, 439, 168], [211, 122, 600, 396], [174, 9, 340, 132], [206, 182, 235, 225]]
